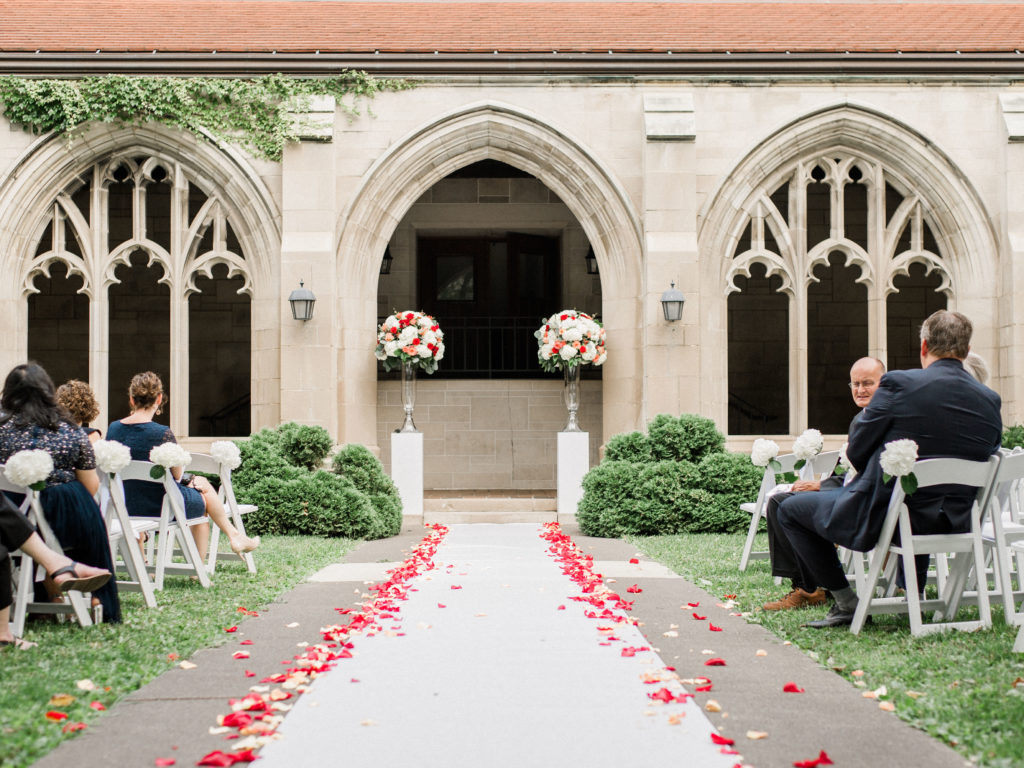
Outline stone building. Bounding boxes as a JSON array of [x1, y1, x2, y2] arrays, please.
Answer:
[[0, 0, 1022, 494]]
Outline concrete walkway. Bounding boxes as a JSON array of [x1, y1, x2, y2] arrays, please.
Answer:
[[33, 521, 975, 768]]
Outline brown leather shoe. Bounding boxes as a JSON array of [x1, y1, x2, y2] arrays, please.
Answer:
[[762, 587, 827, 611]]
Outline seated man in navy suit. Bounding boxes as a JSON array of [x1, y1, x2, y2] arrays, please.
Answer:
[[776, 310, 1002, 627]]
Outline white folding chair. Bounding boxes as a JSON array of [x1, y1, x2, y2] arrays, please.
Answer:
[[1, 467, 94, 635], [850, 454, 1000, 636], [739, 450, 839, 571], [978, 449, 1024, 627], [190, 453, 257, 575], [99, 469, 159, 608], [115, 460, 211, 590]]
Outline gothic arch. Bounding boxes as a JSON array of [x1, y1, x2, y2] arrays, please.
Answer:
[[700, 101, 998, 434], [335, 101, 645, 444], [0, 121, 282, 431]]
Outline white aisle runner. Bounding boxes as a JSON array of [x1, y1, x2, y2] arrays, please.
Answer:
[[258, 524, 737, 767]]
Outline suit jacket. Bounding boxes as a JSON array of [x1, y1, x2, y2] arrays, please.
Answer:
[[819, 358, 1002, 551]]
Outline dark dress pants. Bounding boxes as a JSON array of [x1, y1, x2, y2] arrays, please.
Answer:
[[765, 490, 812, 589], [775, 489, 850, 592]]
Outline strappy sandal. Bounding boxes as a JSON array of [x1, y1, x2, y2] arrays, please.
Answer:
[[0, 636, 37, 650], [48, 562, 112, 594]]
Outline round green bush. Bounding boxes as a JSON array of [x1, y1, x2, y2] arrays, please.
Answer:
[[232, 424, 396, 540], [332, 444, 403, 537], [1003, 425, 1024, 450], [647, 413, 725, 463], [603, 431, 652, 462], [693, 452, 764, 532], [577, 461, 643, 537]]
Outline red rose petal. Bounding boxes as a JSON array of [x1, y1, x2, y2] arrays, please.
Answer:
[[720, 748, 740, 755], [244, 670, 256, 678], [793, 751, 835, 768], [626, 584, 643, 594], [709, 623, 723, 632], [450, 585, 462, 590], [224, 626, 238, 633], [45, 711, 68, 721], [723, 594, 737, 599], [557, 605, 566, 610], [437, 603, 446, 608], [238, 640, 253, 646], [692, 613, 707, 620], [783, 682, 805, 693], [197, 752, 236, 767], [231, 651, 250, 660], [62, 721, 87, 733], [711, 733, 735, 746], [696, 684, 713, 692], [687, 602, 700, 608], [89, 701, 106, 711], [628, 558, 639, 564], [155, 759, 176, 767], [705, 658, 727, 666]]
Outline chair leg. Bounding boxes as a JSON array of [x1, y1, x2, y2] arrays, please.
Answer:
[[739, 505, 762, 572], [851, 545, 888, 635], [903, 547, 925, 637]]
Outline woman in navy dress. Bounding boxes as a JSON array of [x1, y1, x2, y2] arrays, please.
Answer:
[[106, 372, 258, 562], [0, 363, 120, 623]]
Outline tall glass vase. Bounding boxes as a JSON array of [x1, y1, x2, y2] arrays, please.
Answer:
[[398, 361, 419, 433], [562, 364, 582, 432]]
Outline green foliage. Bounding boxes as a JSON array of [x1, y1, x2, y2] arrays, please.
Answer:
[[603, 431, 652, 462], [280, 423, 334, 470], [647, 413, 725, 463], [0, 73, 412, 161], [233, 423, 397, 540], [332, 443, 403, 537], [1003, 425, 1024, 449], [579, 414, 752, 537]]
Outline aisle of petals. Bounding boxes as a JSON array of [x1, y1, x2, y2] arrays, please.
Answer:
[[190, 524, 450, 767]]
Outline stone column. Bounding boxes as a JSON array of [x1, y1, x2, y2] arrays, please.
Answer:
[[278, 103, 338, 433]]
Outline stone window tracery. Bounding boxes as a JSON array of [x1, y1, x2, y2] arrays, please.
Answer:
[[727, 151, 950, 435], [25, 153, 252, 436]]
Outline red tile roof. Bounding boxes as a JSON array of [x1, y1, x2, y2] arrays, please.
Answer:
[[1, 2, 1023, 54]]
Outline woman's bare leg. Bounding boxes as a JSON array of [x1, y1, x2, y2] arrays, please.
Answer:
[[191, 477, 258, 554]]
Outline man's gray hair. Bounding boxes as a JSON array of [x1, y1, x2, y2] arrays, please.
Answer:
[[920, 310, 972, 360]]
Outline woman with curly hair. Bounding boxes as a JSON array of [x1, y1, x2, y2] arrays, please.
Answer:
[[0, 362, 120, 622], [107, 372, 258, 562], [56, 379, 102, 444]]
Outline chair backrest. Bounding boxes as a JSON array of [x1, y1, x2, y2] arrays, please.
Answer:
[[751, 452, 800, 505], [884, 455, 1001, 535], [116, 460, 189, 518], [808, 450, 840, 479]]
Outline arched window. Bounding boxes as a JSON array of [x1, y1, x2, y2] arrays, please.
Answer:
[[25, 154, 253, 435], [726, 151, 949, 434]]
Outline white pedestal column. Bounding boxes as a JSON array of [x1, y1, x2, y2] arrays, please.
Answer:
[[557, 431, 590, 518], [391, 431, 424, 520]]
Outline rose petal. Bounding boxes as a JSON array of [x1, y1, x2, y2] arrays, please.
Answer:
[[709, 623, 723, 632], [244, 670, 256, 678], [155, 759, 177, 767], [783, 682, 805, 693], [224, 626, 238, 633], [89, 701, 106, 711], [710, 732, 735, 746], [231, 651, 250, 660], [696, 684, 713, 692], [45, 711, 68, 721], [75, 679, 97, 691], [705, 658, 726, 666], [705, 699, 722, 712], [626, 584, 643, 594], [239, 640, 254, 646], [61, 721, 87, 733], [629, 558, 639, 564], [693, 614, 707, 620], [879, 701, 896, 712], [450, 585, 462, 590], [48, 694, 75, 707], [793, 750, 834, 767], [437, 603, 446, 608], [747, 730, 769, 740]]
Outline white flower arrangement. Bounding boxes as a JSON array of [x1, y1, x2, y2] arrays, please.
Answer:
[[375, 311, 445, 375], [93, 439, 132, 475], [792, 428, 824, 470], [149, 442, 191, 479], [4, 449, 53, 491], [880, 438, 919, 494], [750, 438, 780, 470], [210, 440, 242, 471], [535, 309, 607, 373]]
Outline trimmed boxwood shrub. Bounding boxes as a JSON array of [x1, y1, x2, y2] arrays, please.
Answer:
[[578, 413, 758, 537], [232, 423, 399, 540], [332, 444, 403, 537], [603, 431, 652, 462], [1003, 425, 1024, 450]]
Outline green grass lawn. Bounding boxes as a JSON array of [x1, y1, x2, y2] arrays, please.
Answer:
[[631, 532, 1024, 768], [1, 534, 357, 768]]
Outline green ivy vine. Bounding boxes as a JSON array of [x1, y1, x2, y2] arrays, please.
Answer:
[[0, 72, 411, 161]]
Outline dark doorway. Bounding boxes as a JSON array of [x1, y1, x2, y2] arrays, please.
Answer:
[[416, 233, 560, 378]]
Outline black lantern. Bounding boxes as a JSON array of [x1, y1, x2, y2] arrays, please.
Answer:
[[380, 245, 394, 275], [288, 279, 316, 321], [585, 246, 599, 275], [660, 281, 685, 322]]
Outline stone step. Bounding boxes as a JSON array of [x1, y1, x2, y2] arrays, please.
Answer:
[[409, 491, 569, 524]]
